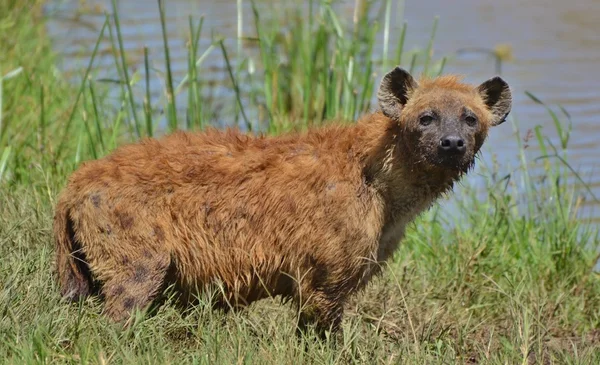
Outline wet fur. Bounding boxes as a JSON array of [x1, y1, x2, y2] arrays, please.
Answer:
[[53, 67, 511, 335]]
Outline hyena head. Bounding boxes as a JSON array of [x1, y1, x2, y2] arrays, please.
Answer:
[[378, 67, 512, 174]]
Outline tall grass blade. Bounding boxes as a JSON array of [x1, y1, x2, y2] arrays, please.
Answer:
[[38, 86, 46, 157], [382, 0, 392, 72], [0, 146, 11, 181], [0, 68, 3, 142], [190, 17, 205, 129], [436, 56, 447, 76], [409, 53, 417, 74], [0, 66, 24, 141], [395, 22, 407, 66], [525, 91, 571, 149], [143, 47, 153, 137], [423, 16, 439, 74], [324, 4, 343, 38], [109, 103, 125, 151], [103, 12, 133, 137], [249, 0, 274, 124], [56, 18, 108, 160], [80, 106, 98, 160], [1, 67, 23, 80], [110, 0, 142, 137], [219, 40, 251, 131], [175, 43, 215, 96], [87, 80, 106, 153], [158, 0, 178, 131], [237, 0, 243, 57]]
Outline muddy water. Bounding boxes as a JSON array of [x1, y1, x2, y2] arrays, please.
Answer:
[[44, 0, 600, 225]]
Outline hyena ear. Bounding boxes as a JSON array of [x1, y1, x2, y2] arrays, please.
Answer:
[[377, 67, 418, 120], [477, 76, 512, 126]]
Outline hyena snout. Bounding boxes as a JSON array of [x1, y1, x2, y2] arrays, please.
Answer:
[[438, 134, 466, 156]]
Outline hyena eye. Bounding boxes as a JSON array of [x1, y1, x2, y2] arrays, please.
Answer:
[[465, 115, 477, 126], [419, 115, 434, 126]]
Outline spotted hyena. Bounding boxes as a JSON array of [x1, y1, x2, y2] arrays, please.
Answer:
[[53, 66, 511, 335]]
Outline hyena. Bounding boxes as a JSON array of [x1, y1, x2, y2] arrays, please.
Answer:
[[53, 66, 511, 335]]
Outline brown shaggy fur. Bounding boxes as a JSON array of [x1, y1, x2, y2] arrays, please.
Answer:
[[53, 67, 512, 335]]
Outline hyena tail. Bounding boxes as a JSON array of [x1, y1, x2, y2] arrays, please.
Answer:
[[54, 201, 93, 302]]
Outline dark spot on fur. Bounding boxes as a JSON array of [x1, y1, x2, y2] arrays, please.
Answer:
[[116, 211, 134, 229], [333, 222, 343, 234], [326, 183, 336, 191], [121, 255, 129, 265], [234, 207, 249, 220], [133, 264, 149, 283], [90, 193, 101, 208], [123, 297, 135, 311], [283, 194, 297, 214], [111, 285, 125, 296], [152, 226, 165, 242], [185, 168, 198, 180], [143, 249, 153, 259], [99, 225, 112, 235], [166, 187, 174, 194]]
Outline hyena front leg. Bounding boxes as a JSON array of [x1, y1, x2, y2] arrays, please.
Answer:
[[101, 250, 171, 323], [296, 290, 345, 339]]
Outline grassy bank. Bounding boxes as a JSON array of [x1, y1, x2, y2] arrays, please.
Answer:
[[1, 0, 598, 364]]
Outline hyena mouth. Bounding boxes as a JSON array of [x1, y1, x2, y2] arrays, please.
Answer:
[[431, 154, 473, 172]]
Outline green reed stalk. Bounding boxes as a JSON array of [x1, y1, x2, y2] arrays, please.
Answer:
[[186, 17, 202, 130], [250, 0, 274, 124], [38, 85, 46, 157], [158, 0, 178, 131], [409, 52, 417, 74], [81, 96, 98, 160], [219, 40, 251, 131], [143, 47, 153, 137], [423, 16, 439, 74], [395, 22, 407, 65], [87, 80, 106, 152], [110, 0, 142, 137], [302, 0, 315, 125], [0, 67, 23, 143], [56, 18, 108, 160], [104, 12, 133, 137], [382, 0, 392, 72]]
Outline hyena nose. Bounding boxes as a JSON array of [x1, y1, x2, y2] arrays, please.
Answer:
[[439, 135, 466, 155]]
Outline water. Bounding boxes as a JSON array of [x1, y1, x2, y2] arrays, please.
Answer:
[[43, 0, 600, 226]]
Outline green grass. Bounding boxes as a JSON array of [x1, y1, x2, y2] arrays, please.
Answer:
[[1, 0, 599, 363]]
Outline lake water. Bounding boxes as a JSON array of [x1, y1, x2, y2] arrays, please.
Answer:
[[43, 0, 600, 227]]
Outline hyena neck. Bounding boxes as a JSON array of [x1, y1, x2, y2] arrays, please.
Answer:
[[358, 113, 462, 221]]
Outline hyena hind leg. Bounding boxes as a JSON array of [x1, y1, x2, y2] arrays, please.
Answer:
[[101, 251, 171, 324]]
